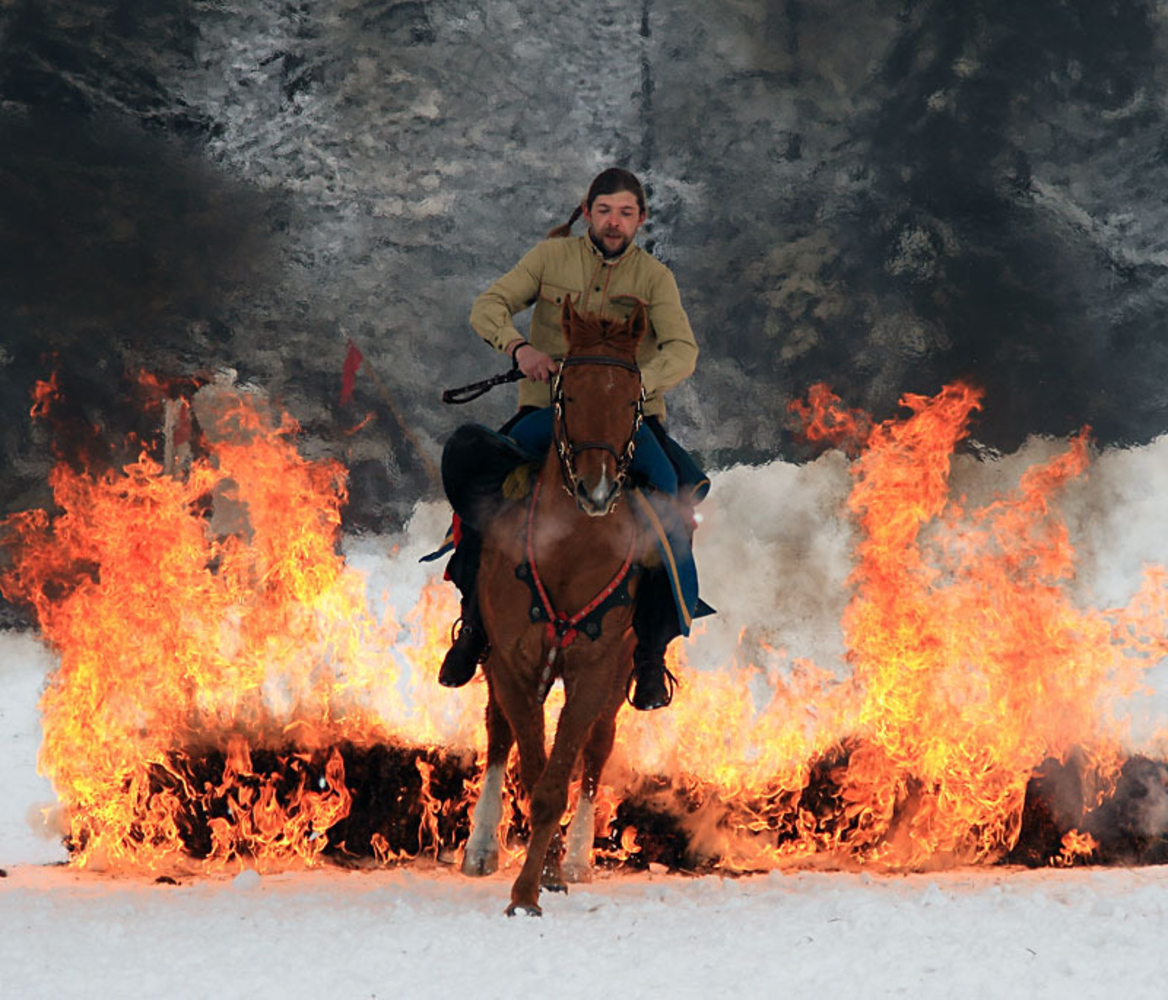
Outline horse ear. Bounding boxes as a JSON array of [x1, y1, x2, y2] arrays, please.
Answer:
[[561, 294, 578, 345], [627, 301, 648, 347]]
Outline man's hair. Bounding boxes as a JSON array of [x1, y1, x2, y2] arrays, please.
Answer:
[[547, 168, 646, 238]]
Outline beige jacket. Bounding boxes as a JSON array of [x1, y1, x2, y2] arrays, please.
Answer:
[[469, 235, 697, 419]]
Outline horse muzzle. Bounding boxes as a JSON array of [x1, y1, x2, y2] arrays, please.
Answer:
[[574, 472, 620, 517]]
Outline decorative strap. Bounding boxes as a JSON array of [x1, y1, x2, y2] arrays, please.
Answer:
[[519, 473, 640, 701]]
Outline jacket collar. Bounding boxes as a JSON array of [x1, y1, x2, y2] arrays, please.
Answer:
[[584, 233, 639, 266]]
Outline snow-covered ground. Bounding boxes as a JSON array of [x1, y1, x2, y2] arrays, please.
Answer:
[[4, 859, 1168, 998], [5, 440, 1168, 998]]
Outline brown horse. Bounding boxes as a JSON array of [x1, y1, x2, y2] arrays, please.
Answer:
[[461, 296, 648, 915]]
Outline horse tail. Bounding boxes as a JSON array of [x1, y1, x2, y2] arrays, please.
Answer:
[[547, 205, 583, 239]]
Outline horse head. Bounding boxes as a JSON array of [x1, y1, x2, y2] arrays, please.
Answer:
[[554, 296, 647, 516]]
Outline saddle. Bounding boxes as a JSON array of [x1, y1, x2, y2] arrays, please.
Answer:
[[440, 422, 541, 532], [430, 415, 713, 636]]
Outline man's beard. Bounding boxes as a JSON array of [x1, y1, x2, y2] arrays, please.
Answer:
[[588, 227, 629, 259]]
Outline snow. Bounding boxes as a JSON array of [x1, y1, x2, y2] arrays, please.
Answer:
[[3, 848, 1168, 996], [5, 444, 1168, 998]]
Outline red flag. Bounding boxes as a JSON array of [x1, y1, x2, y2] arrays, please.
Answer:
[[172, 399, 192, 447], [340, 340, 364, 406]]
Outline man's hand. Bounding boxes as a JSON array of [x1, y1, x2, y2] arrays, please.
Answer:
[[512, 342, 558, 383]]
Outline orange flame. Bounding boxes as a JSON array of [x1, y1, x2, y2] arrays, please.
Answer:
[[29, 373, 61, 420], [788, 382, 873, 456], [4, 378, 1167, 874], [1054, 829, 1098, 867], [614, 382, 1167, 869], [2, 386, 486, 872]]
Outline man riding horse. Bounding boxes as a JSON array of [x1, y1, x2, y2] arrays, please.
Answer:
[[439, 167, 704, 710]]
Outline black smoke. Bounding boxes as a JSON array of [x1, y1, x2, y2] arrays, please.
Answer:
[[3, 0, 1168, 520]]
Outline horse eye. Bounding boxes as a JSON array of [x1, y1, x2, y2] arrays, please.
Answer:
[[565, 395, 575, 403]]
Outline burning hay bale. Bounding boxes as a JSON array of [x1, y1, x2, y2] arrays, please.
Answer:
[[51, 737, 1168, 874], [134, 743, 477, 867]]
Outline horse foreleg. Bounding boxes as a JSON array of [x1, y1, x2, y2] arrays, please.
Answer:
[[563, 709, 618, 883], [462, 686, 514, 877], [505, 700, 568, 896], [481, 671, 555, 909], [506, 690, 606, 916]]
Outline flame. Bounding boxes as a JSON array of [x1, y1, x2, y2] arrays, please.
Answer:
[[2, 385, 486, 872], [787, 382, 873, 456], [1055, 829, 1098, 867], [612, 382, 1167, 870], [4, 376, 1167, 875], [29, 373, 61, 420]]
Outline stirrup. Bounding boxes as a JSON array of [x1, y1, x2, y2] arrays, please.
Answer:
[[446, 614, 488, 657], [438, 615, 488, 688], [627, 654, 677, 711]]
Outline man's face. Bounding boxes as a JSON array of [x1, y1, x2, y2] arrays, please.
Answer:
[[582, 191, 646, 256]]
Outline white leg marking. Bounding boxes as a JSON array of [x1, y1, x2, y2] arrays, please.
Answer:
[[562, 793, 595, 881], [462, 763, 505, 876]]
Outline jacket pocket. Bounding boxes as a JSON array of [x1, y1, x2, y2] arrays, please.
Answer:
[[532, 282, 580, 348], [537, 281, 580, 306], [605, 293, 647, 322]]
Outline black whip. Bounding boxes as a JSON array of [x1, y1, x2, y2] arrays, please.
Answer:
[[442, 367, 524, 405]]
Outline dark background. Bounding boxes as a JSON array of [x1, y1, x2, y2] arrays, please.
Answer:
[[3, 0, 1167, 529]]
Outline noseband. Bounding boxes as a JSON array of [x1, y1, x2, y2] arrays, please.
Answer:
[[551, 355, 644, 504]]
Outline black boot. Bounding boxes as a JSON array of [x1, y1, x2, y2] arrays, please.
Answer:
[[628, 645, 677, 711], [438, 601, 489, 687]]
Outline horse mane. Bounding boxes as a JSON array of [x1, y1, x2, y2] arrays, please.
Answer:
[[564, 303, 646, 360]]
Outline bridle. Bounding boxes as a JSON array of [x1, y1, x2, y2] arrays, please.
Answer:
[[551, 354, 644, 505]]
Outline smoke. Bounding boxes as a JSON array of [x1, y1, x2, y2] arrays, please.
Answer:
[[685, 452, 856, 680], [362, 429, 1168, 752], [1124, 761, 1168, 840]]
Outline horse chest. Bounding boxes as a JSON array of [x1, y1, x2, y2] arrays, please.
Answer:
[[514, 555, 638, 645]]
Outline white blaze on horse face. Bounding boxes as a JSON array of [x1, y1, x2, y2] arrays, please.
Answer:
[[462, 762, 506, 873], [581, 368, 627, 514], [588, 468, 613, 513]]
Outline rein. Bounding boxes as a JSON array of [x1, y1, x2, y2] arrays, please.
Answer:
[[552, 354, 644, 501]]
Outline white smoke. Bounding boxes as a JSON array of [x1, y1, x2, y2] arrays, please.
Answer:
[[351, 430, 1168, 751], [1127, 764, 1168, 839]]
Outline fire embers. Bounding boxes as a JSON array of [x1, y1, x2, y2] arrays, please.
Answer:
[[1007, 754, 1168, 867]]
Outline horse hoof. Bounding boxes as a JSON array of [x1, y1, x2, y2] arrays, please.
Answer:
[[540, 864, 567, 894], [505, 901, 543, 917], [561, 863, 592, 884], [461, 850, 499, 877]]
